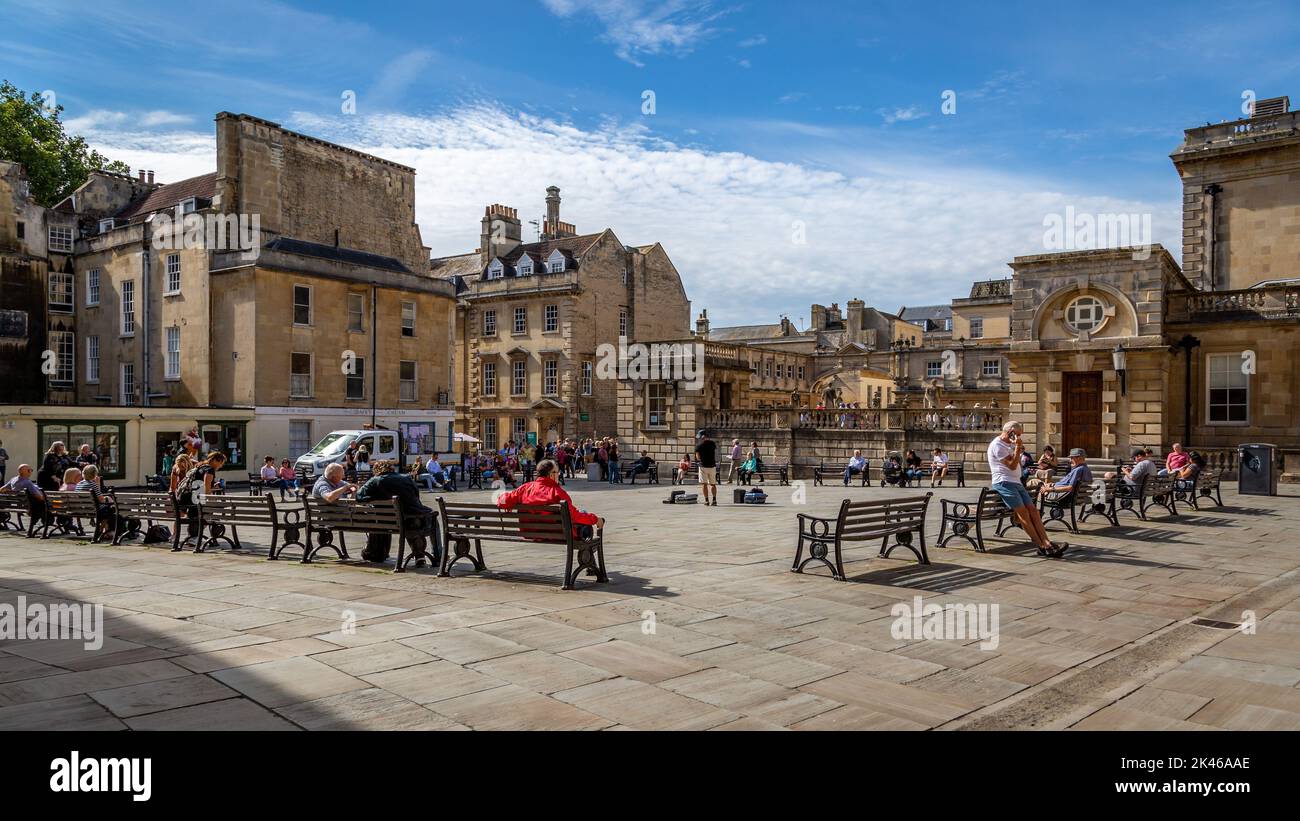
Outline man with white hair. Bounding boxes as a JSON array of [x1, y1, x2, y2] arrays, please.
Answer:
[[311, 463, 357, 503], [987, 421, 1068, 557]]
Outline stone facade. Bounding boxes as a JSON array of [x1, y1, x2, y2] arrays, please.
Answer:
[[435, 189, 691, 448]]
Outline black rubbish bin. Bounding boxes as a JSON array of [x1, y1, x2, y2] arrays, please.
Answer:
[[1238, 443, 1278, 496]]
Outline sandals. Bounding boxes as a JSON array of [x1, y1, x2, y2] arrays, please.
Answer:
[[1035, 541, 1070, 558]]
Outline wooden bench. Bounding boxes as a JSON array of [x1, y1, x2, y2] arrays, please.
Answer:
[[195, 494, 305, 557], [144, 473, 167, 492], [737, 461, 790, 485], [302, 496, 434, 571], [1036, 478, 1085, 533], [437, 498, 608, 589], [1173, 470, 1223, 510], [1077, 477, 1120, 527], [248, 472, 268, 494], [110, 492, 183, 547], [792, 494, 933, 580], [0, 494, 30, 534], [40, 491, 104, 541], [937, 487, 1015, 552], [916, 459, 965, 487], [672, 460, 700, 485], [813, 459, 871, 487], [1116, 474, 1177, 520], [622, 462, 660, 484]]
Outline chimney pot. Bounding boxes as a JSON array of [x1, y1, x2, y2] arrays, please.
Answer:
[[146, 170, 154, 185]]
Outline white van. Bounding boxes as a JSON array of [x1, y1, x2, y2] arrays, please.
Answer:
[[294, 429, 402, 480]]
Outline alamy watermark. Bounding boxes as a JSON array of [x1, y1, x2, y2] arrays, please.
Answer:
[[890, 595, 1000, 651], [150, 207, 260, 255], [1042, 205, 1152, 261], [595, 338, 704, 390], [0, 596, 103, 650]]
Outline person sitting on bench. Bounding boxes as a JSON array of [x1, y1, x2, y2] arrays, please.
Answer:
[[631, 451, 655, 478], [1, 464, 47, 532], [496, 459, 604, 539], [842, 450, 866, 485], [311, 463, 357, 503], [1038, 447, 1092, 501], [930, 448, 949, 487], [356, 460, 437, 563]]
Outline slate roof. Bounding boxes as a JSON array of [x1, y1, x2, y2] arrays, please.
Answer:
[[263, 237, 411, 273], [708, 323, 788, 342], [114, 172, 218, 222]]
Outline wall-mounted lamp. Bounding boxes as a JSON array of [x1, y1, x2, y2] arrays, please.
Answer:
[[1112, 343, 1128, 396]]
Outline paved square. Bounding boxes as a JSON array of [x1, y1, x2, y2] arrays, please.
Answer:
[[1, 478, 1297, 730]]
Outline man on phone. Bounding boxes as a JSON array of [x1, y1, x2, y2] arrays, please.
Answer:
[[987, 421, 1067, 557]]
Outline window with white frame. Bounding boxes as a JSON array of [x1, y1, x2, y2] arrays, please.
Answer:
[[289, 420, 313, 458], [165, 326, 181, 379], [400, 360, 417, 401], [49, 331, 73, 384], [121, 279, 136, 335], [982, 358, 1000, 377], [1207, 353, 1248, 424], [544, 304, 558, 332], [619, 310, 627, 339], [86, 268, 100, 306], [487, 259, 504, 279], [482, 361, 497, 396], [290, 352, 313, 397], [543, 359, 557, 395], [348, 292, 365, 332], [165, 253, 181, 294], [483, 418, 498, 451], [517, 256, 533, 276], [645, 383, 668, 429], [512, 417, 527, 441], [293, 285, 311, 326], [926, 360, 943, 378], [765, 361, 772, 378], [582, 361, 593, 395], [120, 363, 136, 406], [513, 306, 526, 334], [547, 250, 565, 273], [401, 301, 415, 337], [49, 225, 73, 253], [86, 335, 100, 384], [180, 198, 197, 214], [1064, 296, 1105, 334], [49, 271, 73, 312], [346, 357, 365, 400], [98, 218, 114, 234], [969, 316, 984, 339], [512, 359, 527, 396]]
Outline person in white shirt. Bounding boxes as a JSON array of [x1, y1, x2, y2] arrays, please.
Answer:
[[930, 448, 949, 487], [987, 421, 1067, 557], [843, 450, 867, 485]]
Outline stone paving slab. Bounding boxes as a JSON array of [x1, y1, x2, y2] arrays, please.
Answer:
[[1, 480, 1297, 730]]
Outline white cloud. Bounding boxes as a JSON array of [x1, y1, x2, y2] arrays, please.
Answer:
[[139, 110, 194, 127], [66, 109, 193, 131], [540, 0, 731, 66], [879, 105, 928, 125], [737, 34, 767, 47], [82, 104, 1180, 327]]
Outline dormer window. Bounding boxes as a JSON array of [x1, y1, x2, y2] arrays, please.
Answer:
[[180, 198, 197, 214], [486, 258, 505, 280], [98, 218, 115, 234], [517, 255, 534, 276], [547, 249, 566, 273]]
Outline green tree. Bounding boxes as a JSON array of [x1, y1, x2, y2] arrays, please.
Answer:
[[0, 80, 131, 207]]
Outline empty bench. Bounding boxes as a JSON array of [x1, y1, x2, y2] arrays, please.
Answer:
[[111, 492, 183, 548], [792, 493, 933, 580], [0, 494, 30, 534], [1117, 474, 1178, 520], [197, 494, 305, 557], [437, 498, 608, 590], [302, 496, 434, 572]]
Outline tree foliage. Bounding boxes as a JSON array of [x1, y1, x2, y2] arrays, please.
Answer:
[[0, 80, 132, 206]]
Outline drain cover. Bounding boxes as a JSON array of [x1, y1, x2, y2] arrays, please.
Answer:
[[1191, 618, 1241, 630]]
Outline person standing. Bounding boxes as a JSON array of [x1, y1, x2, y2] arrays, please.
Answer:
[[607, 439, 621, 484], [0, 439, 8, 485], [988, 422, 1066, 558], [728, 439, 743, 484], [38, 442, 70, 492], [695, 430, 718, 506]]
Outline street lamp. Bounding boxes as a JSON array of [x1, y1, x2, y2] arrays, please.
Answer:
[[1112, 343, 1128, 396]]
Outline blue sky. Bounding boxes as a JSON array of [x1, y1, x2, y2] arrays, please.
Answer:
[[4, 0, 1297, 326]]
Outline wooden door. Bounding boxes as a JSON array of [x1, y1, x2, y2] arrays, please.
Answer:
[[1062, 372, 1102, 458]]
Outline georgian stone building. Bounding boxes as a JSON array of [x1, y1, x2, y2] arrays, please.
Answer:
[[1, 113, 457, 482], [432, 188, 691, 448]]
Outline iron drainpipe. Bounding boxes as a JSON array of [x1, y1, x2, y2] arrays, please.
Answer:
[[370, 283, 378, 428], [1174, 334, 1200, 446], [141, 221, 150, 407]]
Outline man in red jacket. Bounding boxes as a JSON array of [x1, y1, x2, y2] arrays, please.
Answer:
[[496, 459, 604, 539]]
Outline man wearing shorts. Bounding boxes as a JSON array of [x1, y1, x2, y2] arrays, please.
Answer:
[[695, 430, 718, 506], [987, 421, 1066, 557]]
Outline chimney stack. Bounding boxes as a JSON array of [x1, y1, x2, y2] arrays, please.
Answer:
[[479, 204, 522, 266], [846, 299, 865, 343], [695, 309, 710, 338], [146, 170, 154, 186], [542, 186, 576, 239], [138, 169, 146, 183]]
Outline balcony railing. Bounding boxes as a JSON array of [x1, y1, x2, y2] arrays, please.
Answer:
[[700, 405, 1004, 432], [1182, 110, 1300, 150], [1167, 284, 1300, 322]]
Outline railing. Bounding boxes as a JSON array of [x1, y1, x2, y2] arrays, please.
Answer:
[[702, 341, 753, 368], [1183, 110, 1300, 148], [702, 409, 792, 429], [700, 405, 1005, 432], [1167, 284, 1300, 322], [793, 409, 886, 431], [902, 408, 1005, 432]]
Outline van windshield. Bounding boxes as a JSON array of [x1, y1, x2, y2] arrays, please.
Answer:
[[307, 433, 353, 456]]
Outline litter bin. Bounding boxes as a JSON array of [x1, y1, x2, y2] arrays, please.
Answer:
[[587, 462, 602, 482], [1238, 443, 1278, 496]]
